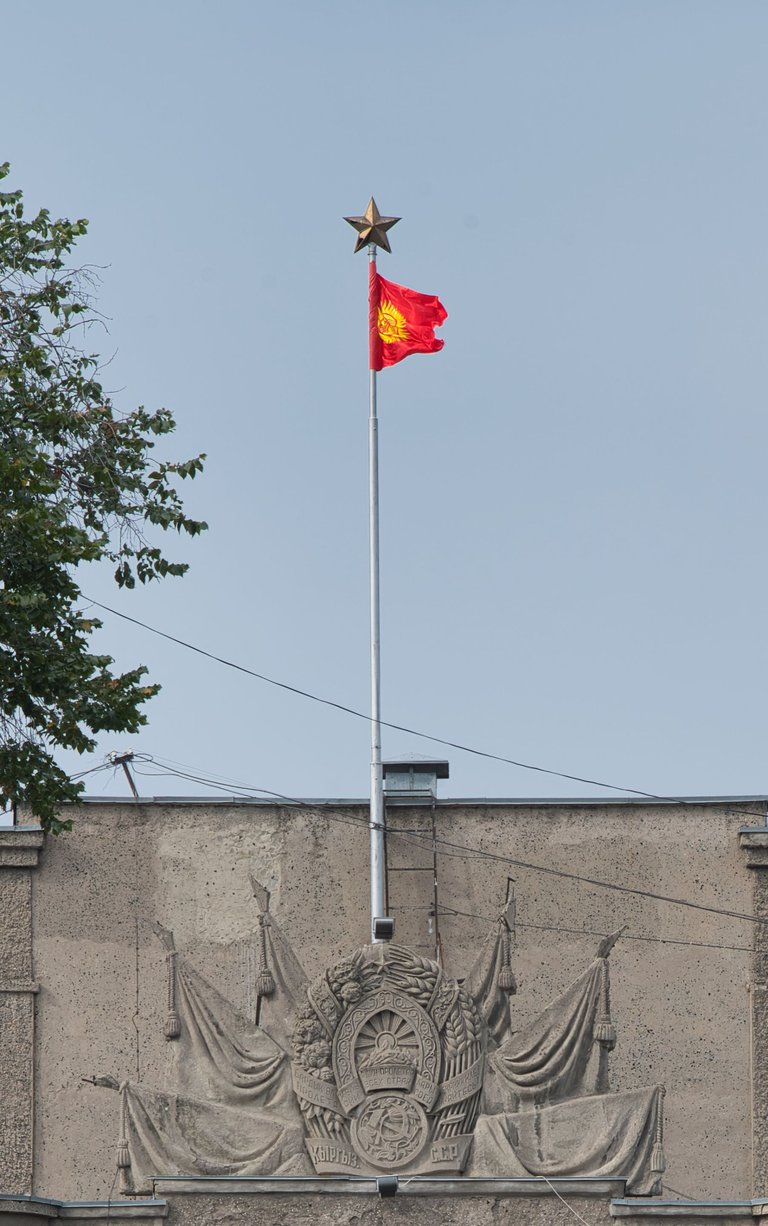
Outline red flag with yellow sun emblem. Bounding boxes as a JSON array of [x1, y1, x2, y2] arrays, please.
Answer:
[[369, 266, 447, 371]]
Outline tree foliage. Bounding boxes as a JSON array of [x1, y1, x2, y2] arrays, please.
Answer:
[[0, 164, 206, 832]]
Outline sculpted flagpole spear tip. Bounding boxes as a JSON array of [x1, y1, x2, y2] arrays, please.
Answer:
[[344, 197, 400, 253]]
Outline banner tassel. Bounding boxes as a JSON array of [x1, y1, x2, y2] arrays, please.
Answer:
[[651, 1085, 666, 1174], [593, 958, 617, 1050], [498, 919, 517, 993], [256, 913, 275, 998], [164, 950, 181, 1039], [116, 1084, 131, 1169]]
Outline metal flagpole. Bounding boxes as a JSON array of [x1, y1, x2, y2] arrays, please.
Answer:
[[368, 243, 385, 941], [343, 197, 400, 943]]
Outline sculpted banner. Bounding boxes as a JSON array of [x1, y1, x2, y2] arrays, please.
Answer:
[[108, 889, 665, 1193]]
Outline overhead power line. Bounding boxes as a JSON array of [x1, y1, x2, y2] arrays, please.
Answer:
[[84, 597, 768, 818], [69, 761, 117, 782]]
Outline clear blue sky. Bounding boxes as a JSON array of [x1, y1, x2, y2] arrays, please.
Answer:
[[4, 1, 768, 802]]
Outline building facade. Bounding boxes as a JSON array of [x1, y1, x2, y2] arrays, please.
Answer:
[[3, 780, 768, 1224]]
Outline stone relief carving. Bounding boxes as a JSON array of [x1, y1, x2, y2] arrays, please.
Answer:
[[110, 890, 665, 1195], [290, 944, 484, 1174]]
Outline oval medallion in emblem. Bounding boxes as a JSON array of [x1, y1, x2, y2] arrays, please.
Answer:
[[352, 1093, 428, 1170]]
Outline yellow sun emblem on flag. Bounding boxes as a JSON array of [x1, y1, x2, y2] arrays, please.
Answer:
[[378, 299, 409, 344]]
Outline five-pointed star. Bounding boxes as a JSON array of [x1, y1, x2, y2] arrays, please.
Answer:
[[344, 197, 400, 253]]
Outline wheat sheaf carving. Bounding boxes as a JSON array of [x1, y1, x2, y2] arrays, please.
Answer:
[[382, 944, 440, 1009], [431, 986, 485, 1139]]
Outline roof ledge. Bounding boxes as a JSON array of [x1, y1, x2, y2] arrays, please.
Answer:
[[611, 1198, 755, 1219]]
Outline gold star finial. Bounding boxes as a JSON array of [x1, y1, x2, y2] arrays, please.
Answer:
[[344, 197, 400, 254]]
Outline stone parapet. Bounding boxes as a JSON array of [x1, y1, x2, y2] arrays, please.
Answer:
[[0, 1199, 165, 1226], [612, 1198, 764, 1222]]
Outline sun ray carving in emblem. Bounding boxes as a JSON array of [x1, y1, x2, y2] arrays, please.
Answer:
[[378, 299, 409, 344], [355, 1010, 419, 1061]]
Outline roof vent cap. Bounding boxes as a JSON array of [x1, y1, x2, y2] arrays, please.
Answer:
[[382, 760, 449, 799]]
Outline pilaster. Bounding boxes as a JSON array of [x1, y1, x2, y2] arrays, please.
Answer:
[[739, 829, 768, 1198], [0, 829, 44, 1195]]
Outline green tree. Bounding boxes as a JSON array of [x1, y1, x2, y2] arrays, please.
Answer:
[[0, 164, 206, 833]]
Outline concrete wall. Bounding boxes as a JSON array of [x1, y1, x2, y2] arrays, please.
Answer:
[[158, 1190, 616, 1226], [0, 830, 43, 1196], [21, 797, 759, 1205]]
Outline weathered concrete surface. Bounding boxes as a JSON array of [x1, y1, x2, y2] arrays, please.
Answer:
[[0, 1198, 166, 1226], [612, 1201, 755, 1222], [739, 830, 768, 1198], [0, 994, 35, 1194], [0, 830, 43, 1195], [28, 799, 755, 1203], [431, 802, 753, 1203], [161, 1192, 614, 1226]]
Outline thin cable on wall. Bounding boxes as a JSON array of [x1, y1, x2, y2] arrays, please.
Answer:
[[434, 906, 754, 955], [121, 754, 768, 933], [385, 823, 764, 929]]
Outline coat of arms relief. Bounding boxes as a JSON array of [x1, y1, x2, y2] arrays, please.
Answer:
[[292, 943, 484, 1174], [110, 888, 665, 1195]]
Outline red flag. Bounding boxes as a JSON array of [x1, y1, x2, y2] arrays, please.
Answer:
[[369, 266, 447, 371]]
